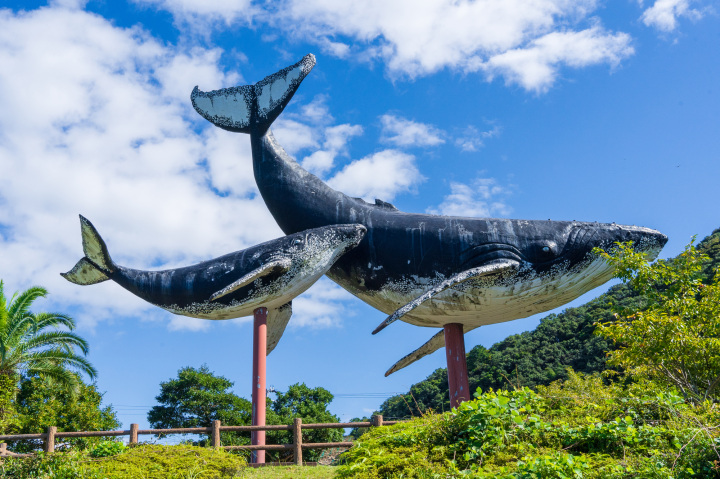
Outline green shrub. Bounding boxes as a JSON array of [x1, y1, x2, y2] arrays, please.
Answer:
[[0, 445, 246, 479], [88, 440, 126, 457], [337, 372, 720, 478]]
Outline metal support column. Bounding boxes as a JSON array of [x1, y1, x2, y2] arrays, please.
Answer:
[[444, 323, 470, 408], [251, 307, 268, 464]]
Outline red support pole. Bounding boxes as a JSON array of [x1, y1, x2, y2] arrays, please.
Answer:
[[251, 307, 268, 464], [444, 323, 470, 408]]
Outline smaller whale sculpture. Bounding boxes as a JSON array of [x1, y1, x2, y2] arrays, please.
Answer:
[[62, 215, 366, 353]]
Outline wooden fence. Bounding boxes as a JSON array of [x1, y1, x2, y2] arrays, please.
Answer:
[[0, 415, 397, 465]]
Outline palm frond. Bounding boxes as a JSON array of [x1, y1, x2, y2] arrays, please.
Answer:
[[18, 330, 90, 356], [24, 363, 81, 394], [30, 312, 76, 332], [22, 349, 98, 380], [7, 286, 47, 322]]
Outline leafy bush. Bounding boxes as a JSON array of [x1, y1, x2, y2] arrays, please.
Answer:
[[88, 440, 126, 458], [337, 372, 720, 478], [0, 445, 246, 478]]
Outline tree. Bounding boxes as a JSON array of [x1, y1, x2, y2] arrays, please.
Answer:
[[0, 282, 97, 432], [596, 239, 720, 402], [267, 383, 343, 462], [11, 374, 120, 452], [147, 365, 251, 445]]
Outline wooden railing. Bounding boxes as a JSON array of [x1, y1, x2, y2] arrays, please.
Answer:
[[0, 415, 396, 465]]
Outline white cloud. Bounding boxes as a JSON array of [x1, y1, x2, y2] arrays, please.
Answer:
[[639, 0, 705, 32], [138, 0, 641, 91], [0, 6, 280, 332], [301, 124, 364, 175], [480, 26, 633, 93], [290, 278, 357, 329], [428, 177, 512, 218], [134, 0, 258, 28], [327, 150, 424, 202], [380, 114, 445, 147], [454, 124, 502, 152]]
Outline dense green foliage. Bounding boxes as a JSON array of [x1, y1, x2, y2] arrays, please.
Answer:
[[597, 239, 720, 402], [380, 229, 720, 419], [267, 383, 343, 462], [0, 445, 246, 478], [147, 365, 252, 446], [9, 375, 120, 453], [0, 282, 97, 433], [338, 372, 720, 478]]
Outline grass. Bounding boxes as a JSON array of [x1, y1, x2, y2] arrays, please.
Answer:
[[240, 465, 336, 478]]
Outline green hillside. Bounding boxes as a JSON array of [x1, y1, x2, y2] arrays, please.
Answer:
[[379, 228, 720, 419]]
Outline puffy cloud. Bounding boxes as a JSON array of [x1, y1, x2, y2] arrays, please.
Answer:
[[301, 124, 364, 175], [428, 177, 512, 218], [327, 150, 424, 201], [289, 278, 357, 329], [137, 0, 639, 91], [0, 6, 278, 331], [480, 26, 633, 93], [639, 0, 705, 32], [380, 114, 445, 147], [133, 0, 258, 28]]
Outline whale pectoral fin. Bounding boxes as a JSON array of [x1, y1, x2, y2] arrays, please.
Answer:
[[385, 324, 477, 376], [385, 329, 445, 377], [372, 259, 519, 335], [267, 301, 292, 355], [210, 258, 292, 301]]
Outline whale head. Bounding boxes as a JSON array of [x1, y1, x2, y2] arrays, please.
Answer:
[[281, 223, 367, 283], [455, 221, 668, 322]]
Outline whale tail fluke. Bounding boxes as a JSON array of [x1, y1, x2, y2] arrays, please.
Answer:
[[191, 54, 316, 135], [61, 215, 115, 286]]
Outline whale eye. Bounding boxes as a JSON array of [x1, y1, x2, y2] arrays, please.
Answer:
[[293, 238, 303, 246], [531, 241, 558, 262]]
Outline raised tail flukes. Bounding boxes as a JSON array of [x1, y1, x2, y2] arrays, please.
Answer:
[[191, 54, 316, 135], [61, 215, 115, 285]]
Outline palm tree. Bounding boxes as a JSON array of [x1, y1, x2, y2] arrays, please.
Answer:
[[0, 281, 97, 395]]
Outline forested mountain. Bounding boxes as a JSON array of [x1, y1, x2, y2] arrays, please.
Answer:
[[379, 229, 720, 419]]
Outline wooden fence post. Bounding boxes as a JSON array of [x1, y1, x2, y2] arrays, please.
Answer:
[[0, 442, 6, 456], [371, 414, 383, 427], [44, 426, 56, 453], [293, 418, 302, 466], [129, 424, 139, 445], [211, 420, 221, 448]]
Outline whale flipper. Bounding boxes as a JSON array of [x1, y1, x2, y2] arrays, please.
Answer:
[[192, 54, 316, 135], [267, 301, 292, 355], [372, 259, 519, 335], [210, 258, 293, 301], [385, 329, 445, 377], [61, 215, 115, 285], [385, 324, 476, 376]]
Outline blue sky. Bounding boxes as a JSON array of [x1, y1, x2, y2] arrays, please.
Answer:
[[1, 0, 718, 432]]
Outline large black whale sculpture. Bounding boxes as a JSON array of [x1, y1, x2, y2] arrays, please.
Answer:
[[62, 215, 366, 353], [191, 55, 668, 373]]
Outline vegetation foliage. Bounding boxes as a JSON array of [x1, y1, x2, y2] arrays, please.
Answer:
[[266, 383, 343, 462], [337, 373, 720, 478], [0, 282, 97, 433], [595, 239, 720, 403], [10, 375, 120, 452], [147, 365, 252, 446], [0, 445, 246, 478]]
